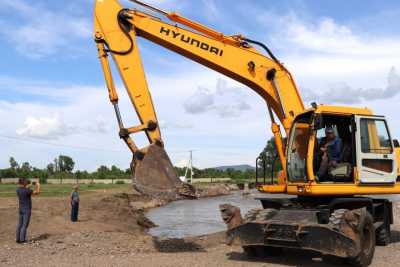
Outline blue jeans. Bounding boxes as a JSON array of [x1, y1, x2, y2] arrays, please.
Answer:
[[16, 209, 31, 242], [71, 202, 79, 222]]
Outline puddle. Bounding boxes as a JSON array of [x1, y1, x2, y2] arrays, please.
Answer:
[[147, 191, 264, 238]]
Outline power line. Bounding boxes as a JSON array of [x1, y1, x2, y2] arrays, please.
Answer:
[[0, 134, 256, 155], [0, 134, 194, 154], [0, 134, 125, 153]]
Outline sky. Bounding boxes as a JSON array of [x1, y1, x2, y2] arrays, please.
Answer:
[[1, 0, 400, 171]]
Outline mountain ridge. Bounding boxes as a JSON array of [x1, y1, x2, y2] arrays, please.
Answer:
[[212, 164, 255, 171]]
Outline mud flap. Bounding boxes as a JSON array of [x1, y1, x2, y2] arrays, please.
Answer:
[[132, 144, 196, 200]]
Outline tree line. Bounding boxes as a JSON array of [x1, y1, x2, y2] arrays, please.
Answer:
[[0, 155, 132, 183], [0, 138, 281, 183]]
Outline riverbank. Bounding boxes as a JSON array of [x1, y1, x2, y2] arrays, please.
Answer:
[[0, 183, 236, 266], [1, 185, 400, 267]]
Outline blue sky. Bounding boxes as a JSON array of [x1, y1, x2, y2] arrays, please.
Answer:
[[1, 0, 400, 171]]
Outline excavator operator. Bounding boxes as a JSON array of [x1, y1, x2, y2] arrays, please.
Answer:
[[317, 127, 343, 180]]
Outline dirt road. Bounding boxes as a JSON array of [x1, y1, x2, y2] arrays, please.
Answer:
[[1, 187, 400, 267]]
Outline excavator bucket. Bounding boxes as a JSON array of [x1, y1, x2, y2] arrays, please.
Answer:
[[132, 144, 196, 200]]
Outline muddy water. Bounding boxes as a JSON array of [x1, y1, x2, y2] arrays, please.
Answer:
[[147, 191, 266, 238]]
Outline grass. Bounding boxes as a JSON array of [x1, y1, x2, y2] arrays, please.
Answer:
[[0, 183, 131, 198]]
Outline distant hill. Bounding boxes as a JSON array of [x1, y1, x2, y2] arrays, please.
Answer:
[[213, 164, 256, 172]]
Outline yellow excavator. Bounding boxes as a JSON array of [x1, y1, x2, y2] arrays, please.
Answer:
[[93, 0, 400, 266]]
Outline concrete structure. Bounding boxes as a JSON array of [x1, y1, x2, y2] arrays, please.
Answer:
[[0, 178, 131, 184], [1, 177, 231, 184], [191, 177, 231, 183]]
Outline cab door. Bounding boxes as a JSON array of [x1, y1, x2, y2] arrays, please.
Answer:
[[355, 116, 397, 184]]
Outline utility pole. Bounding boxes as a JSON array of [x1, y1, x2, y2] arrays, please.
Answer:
[[189, 150, 193, 184], [182, 150, 194, 183]]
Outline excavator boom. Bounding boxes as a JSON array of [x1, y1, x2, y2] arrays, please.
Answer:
[[93, 0, 304, 198]]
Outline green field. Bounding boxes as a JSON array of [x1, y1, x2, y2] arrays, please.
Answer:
[[0, 183, 130, 198]]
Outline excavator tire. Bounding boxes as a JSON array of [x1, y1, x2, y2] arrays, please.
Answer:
[[242, 245, 258, 258], [242, 208, 281, 257], [328, 209, 348, 230], [347, 209, 375, 267], [375, 224, 391, 246], [242, 245, 282, 258], [244, 208, 278, 222]]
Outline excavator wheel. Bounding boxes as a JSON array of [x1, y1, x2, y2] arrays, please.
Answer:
[[241, 208, 282, 258], [375, 223, 391, 246], [328, 209, 348, 230], [244, 208, 278, 222], [242, 246, 258, 258], [242, 245, 282, 258], [327, 208, 375, 267], [347, 209, 375, 267]]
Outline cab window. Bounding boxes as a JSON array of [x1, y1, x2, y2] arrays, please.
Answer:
[[360, 119, 392, 154], [287, 122, 310, 182]]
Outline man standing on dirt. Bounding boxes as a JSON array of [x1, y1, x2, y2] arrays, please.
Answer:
[[16, 178, 40, 243], [70, 185, 80, 222]]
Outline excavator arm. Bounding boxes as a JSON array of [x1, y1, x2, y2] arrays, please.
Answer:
[[93, 0, 305, 198]]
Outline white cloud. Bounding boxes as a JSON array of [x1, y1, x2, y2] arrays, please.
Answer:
[[15, 115, 111, 140], [251, 11, 399, 84], [183, 79, 251, 118], [201, 0, 219, 20], [183, 87, 214, 114], [248, 10, 400, 110], [88, 117, 111, 134], [175, 158, 189, 168], [16, 116, 76, 140], [0, 0, 90, 58], [0, 75, 96, 102], [304, 67, 400, 104], [285, 17, 399, 57], [258, 12, 400, 58], [159, 120, 193, 130]]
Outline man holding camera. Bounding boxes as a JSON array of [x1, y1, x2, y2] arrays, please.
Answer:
[[16, 178, 41, 244]]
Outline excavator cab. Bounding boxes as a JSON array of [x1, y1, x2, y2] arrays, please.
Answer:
[[286, 106, 398, 190], [258, 105, 399, 195]]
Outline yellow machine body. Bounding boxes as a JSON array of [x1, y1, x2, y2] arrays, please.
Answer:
[[93, 0, 400, 198]]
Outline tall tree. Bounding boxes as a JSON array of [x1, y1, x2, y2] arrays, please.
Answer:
[[258, 137, 282, 179], [9, 157, 19, 170], [20, 162, 32, 171], [96, 165, 109, 179], [58, 155, 75, 173], [46, 163, 55, 174]]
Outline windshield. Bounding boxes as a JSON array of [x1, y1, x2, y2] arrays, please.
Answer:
[[287, 122, 310, 182]]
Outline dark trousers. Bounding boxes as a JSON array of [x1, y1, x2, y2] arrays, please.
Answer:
[[16, 209, 31, 242], [71, 202, 79, 222]]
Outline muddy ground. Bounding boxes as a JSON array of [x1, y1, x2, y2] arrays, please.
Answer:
[[1, 186, 400, 267]]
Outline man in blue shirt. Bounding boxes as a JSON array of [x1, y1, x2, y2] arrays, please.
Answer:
[[70, 185, 80, 222], [317, 127, 343, 179], [16, 178, 40, 243]]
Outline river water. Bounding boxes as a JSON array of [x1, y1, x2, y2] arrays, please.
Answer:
[[146, 191, 266, 238]]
